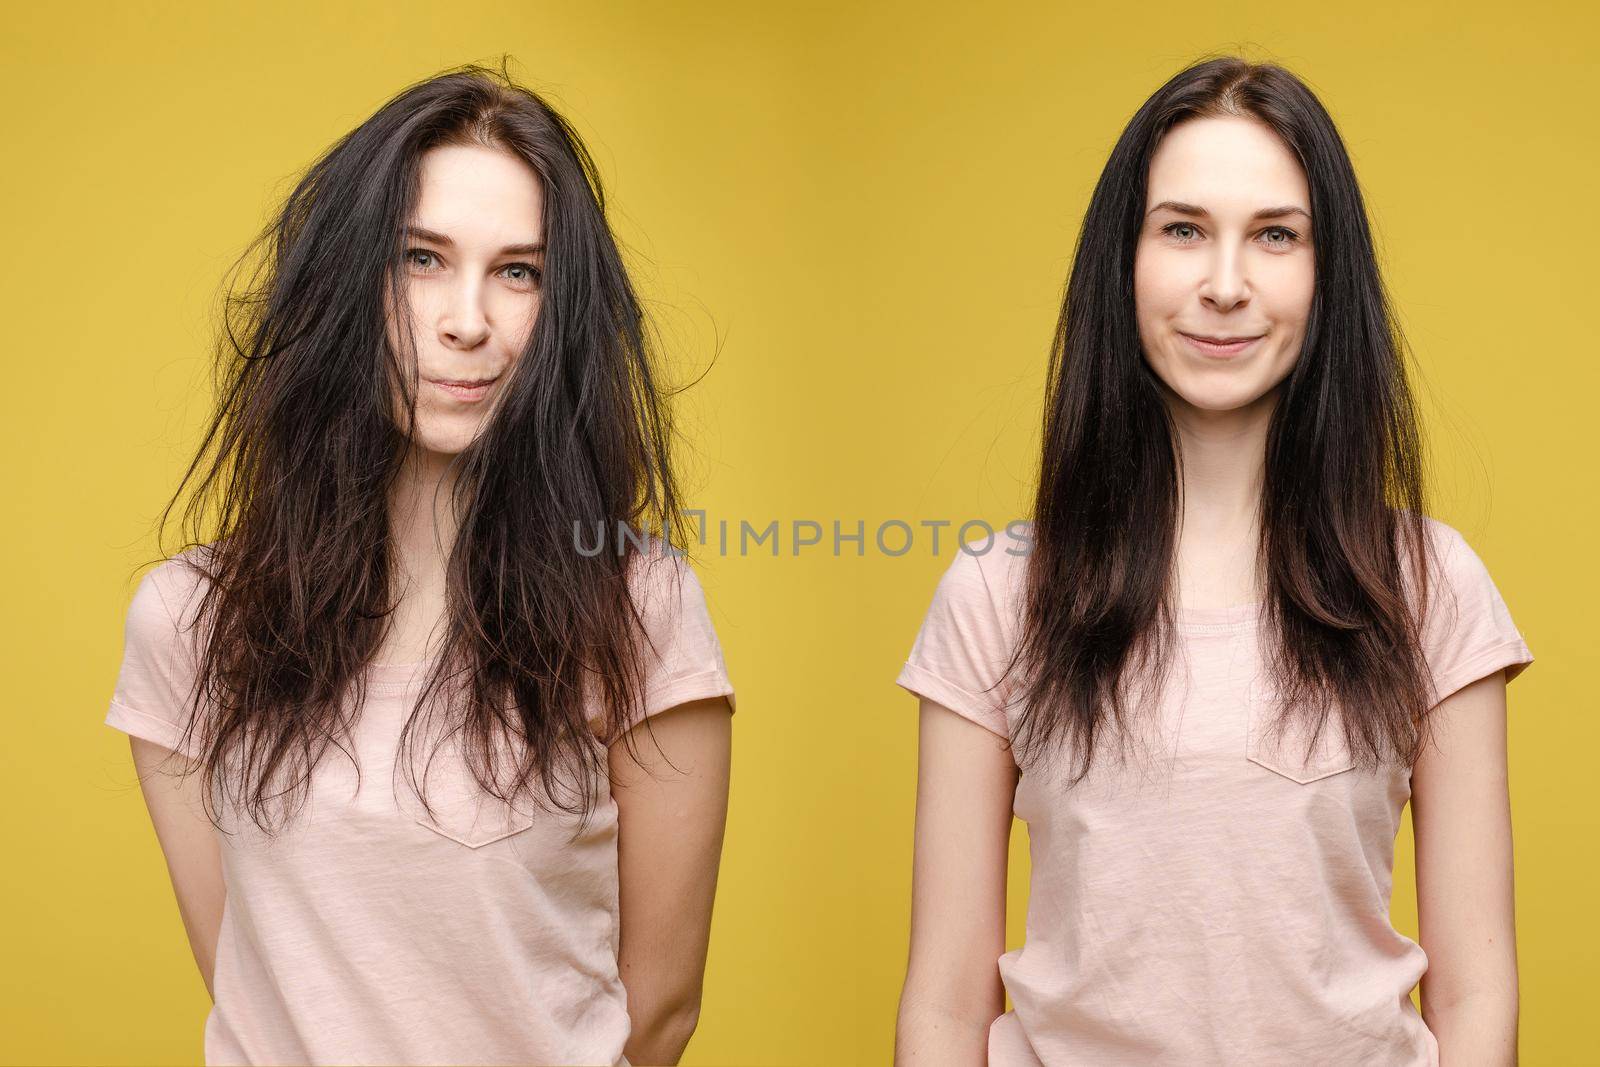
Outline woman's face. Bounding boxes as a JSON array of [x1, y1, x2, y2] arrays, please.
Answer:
[[1133, 116, 1314, 419], [388, 142, 545, 457]]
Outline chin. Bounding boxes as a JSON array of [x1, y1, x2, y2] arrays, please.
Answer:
[[1162, 374, 1275, 415], [1185, 395, 1258, 414], [410, 430, 474, 459], [412, 411, 491, 454]]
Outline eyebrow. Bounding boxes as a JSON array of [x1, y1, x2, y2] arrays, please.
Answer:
[[405, 226, 545, 255], [1145, 201, 1311, 222]]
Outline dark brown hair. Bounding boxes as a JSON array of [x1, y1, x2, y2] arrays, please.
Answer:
[[148, 61, 694, 836], [1008, 55, 1441, 783]]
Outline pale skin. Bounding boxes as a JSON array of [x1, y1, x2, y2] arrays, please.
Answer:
[[126, 141, 731, 1066], [896, 116, 1517, 1065]]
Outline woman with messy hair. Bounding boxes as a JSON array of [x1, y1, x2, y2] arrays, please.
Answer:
[[105, 63, 735, 1067], [896, 57, 1532, 1065]]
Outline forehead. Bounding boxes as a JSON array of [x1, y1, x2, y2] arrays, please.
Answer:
[[1145, 116, 1308, 211], [411, 143, 545, 242]]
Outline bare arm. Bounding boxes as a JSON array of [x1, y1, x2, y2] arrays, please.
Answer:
[[1412, 669, 1518, 1065], [611, 696, 733, 1066], [128, 737, 227, 1000], [896, 699, 1019, 1067]]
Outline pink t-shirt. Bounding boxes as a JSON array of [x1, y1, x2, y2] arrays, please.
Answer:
[[895, 516, 1533, 1066], [105, 541, 736, 1067]]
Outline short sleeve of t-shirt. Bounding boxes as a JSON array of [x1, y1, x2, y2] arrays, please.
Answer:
[[104, 558, 207, 761], [1420, 519, 1535, 709], [622, 544, 737, 733], [895, 547, 1017, 740]]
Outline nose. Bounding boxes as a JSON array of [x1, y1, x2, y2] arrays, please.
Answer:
[[1198, 243, 1249, 313], [438, 277, 490, 350]]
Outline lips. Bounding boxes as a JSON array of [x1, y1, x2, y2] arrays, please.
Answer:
[[1178, 331, 1265, 358], [425, 374, 501, 401]]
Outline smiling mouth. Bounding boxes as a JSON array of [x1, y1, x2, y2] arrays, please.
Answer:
[[1178, 332, 1265, 357], [425, 375, 500, 400]]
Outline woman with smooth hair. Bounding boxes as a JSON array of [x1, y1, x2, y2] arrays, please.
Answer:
[[895, 56, 1531, 1065], [105, 63, 734, 1067]]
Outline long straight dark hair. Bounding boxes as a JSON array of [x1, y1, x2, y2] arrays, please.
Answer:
[[151, 60, 694, 835], [1008, 55, 1442, 783]]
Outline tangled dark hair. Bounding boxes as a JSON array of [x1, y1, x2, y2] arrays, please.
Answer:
[[147, 60, 695, 836]]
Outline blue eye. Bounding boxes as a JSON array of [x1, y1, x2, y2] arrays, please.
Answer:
[[1162, 222, 1200, 242], [1260, 226, 1301, 249], [402, 250, 542, 288], [499, 263, 543, 287]]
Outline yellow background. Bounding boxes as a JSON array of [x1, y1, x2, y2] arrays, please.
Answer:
[[3, 2, 1592, 1063]]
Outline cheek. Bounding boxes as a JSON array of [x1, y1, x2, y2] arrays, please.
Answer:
[[473, 289, 541, 360], [1133, 247, 1189, 345], [505, 292, 541, 354], [1265, 258, 1315, 333], [383, 283, 427, 372]]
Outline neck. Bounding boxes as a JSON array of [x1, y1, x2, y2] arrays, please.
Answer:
[[1162, 385, 1276, 605], [389, 446, 463, 582], [1164, 386, 1274, 533]]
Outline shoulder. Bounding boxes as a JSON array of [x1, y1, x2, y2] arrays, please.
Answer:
[[941, 523, 1030, 616], [918, 523, 1031, 654], [1415, 513, 1470, 565], [896, 526, 1030, 739], [1405, 514, 1505, 610], [1403, 514, 1533, 699], [616, 534, 735, 719], [623, 534, 709, 611], [125, 545, 217, 649], [621, 535, 723, 655]]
